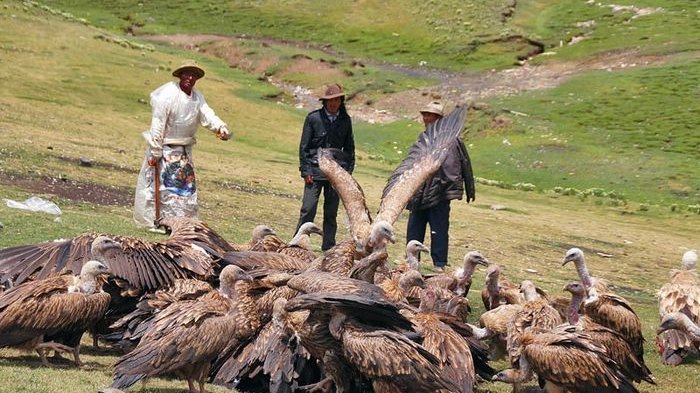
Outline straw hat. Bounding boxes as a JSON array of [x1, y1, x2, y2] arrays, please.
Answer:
[[318, 83, 345, 100], [172, 61, 205, 79], [419, 101, 445, 117]]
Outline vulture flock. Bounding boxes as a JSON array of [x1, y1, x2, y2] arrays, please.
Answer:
[[0, 106, 695, 393]]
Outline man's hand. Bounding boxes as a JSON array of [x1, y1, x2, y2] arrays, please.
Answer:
[[217, 126, 231, 141], [147, 156, 159, 167], [304, 175, 313, 185]]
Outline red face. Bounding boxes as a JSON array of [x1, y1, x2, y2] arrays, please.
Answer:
[[178, 70, 199, 95], [421, 112, 442, 126], [323, 97, 342, 115]]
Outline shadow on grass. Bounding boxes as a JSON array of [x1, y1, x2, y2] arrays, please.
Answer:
[[0, 354, 109, 372], [81, 345, 124, 357]]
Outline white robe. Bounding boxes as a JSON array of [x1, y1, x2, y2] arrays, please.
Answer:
[[133, 81, 227, 228]]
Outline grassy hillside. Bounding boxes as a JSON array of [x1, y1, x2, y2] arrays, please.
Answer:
[[1, 1, 700, 393]]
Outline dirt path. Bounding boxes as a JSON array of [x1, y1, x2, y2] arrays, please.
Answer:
[[145, 34, 677, 122]]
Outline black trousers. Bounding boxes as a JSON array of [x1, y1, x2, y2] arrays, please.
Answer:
[[406, 199, 451, 267], [296, 180, 339, 251]]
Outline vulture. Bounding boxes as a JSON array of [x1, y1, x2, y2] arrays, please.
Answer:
[[506, 280, 563, 378], [476, 304, 523, 361], [212, 297, 319, 392], [562, 247, 609, 292], [403, 288, 477, 393], [319, 105, 467, 254], [481, 264, 522, 311], [425, 250, 489, 296], [276, 222, 323, 262], [237, 224, 280, 252], [658, 312, 700, 342], [349, 249, 390, 284], [0, 260, 110, 367], [394, 240, 430, 272], [584, 286, 645, 359], [492, 327, 641, 393], [107, 265, 260, 393], [656, 249, 700, 365], [306, 228, 395, 277], [284, 292, 459, 393], [378, 269, 426, 304], [106, 278, 215, 350], [564, 281, 654, 385]]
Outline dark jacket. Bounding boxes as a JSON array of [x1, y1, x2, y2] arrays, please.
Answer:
[[298, 105, 355, 181], [407, 138, 475, 211]]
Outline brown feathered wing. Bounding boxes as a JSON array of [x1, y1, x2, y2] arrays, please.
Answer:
[[318, 106, 468, 246]]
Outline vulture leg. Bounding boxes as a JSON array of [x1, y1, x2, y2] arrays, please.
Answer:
[[186, 378, 196, 393], [36, 342, 74, 367], [36, 347, 53, 367], [300, 376, 334, 393], [71, 344, 83, 367]]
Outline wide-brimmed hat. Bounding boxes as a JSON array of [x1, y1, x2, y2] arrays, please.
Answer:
[[172, 61, 205, 79], [318, 83, 345, 100], [420, 101, 445, 117]]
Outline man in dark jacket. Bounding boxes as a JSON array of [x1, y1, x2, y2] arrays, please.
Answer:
[[296, 83, 355, 250], [406, 102, 475, 272]]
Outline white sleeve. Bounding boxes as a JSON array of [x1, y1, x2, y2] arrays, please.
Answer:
[[198, 94, 227, 133], [144, 84, 173, 158]]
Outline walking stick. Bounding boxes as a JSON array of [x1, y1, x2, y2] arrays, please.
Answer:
[[153, 159, 161, 223]]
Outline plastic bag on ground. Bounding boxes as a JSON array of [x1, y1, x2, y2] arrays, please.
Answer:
[[4, 196, 62, 215]]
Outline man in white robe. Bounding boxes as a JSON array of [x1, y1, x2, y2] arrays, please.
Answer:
[[133, 61, 230, 228]]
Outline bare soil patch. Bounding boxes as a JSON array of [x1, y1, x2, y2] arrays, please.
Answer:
[[1, 171, 132, 206]]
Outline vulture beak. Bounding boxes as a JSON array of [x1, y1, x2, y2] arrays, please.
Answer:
[[475, 256, 489, 267], [561, 256, 572, 267]]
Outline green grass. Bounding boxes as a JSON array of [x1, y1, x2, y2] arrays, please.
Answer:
[[473, 59, 700, 206], [2, 1, 700, 392]]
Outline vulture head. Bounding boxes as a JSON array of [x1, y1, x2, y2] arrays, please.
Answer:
[[219, 265, 254, 298], [405, 240, 428, 271], [682, 250, 698, 270], [251, 225, 277, 242], [399, 269, 426, 291], [71, 260, 110, 294], [90, 236, 122, 263], [81, 260, 110, 276], [492, 368, 523, 384], [298, 222, 323, 237], [519, 280, 538, 301], [406, 240, 429, 258], [563, 281, 586, 297], [484, 264, 501, 283], [464, 250, 489, 268], [561, 247, 584, 267], [657, 312, 695, 336], [365, 220, 396, 251]]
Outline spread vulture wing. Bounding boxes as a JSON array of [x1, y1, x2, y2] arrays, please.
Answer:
[[318, 149, 373, 246], [318, 105, 467, 247], [0, 217, 231, 291], [376, 105, 467, 225]]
